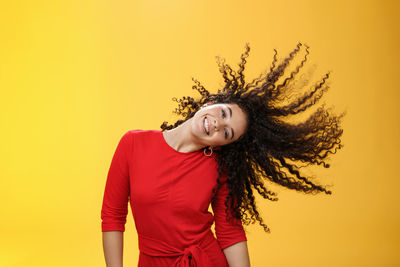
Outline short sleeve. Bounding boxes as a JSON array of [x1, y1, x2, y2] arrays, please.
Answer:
[[211, 175, 247, 250], [101, 131, 132, 232]]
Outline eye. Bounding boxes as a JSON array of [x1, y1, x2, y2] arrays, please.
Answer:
[[221, 109, 226, 118], [224, 129, 228, 139]]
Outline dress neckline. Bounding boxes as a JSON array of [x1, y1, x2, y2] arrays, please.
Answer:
[[158, 130, 205, 156]]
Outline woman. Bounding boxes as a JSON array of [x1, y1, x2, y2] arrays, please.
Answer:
[[101, 42, 346, 267]]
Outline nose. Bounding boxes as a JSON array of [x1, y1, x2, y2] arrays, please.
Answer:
[[213, 118, 225, 131]]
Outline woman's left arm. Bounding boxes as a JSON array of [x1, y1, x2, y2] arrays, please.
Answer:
[[223, 240, 251, 267], [211, 174, 250, 266]]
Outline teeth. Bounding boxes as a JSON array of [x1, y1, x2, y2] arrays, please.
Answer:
[[204, 117, 209, 134]]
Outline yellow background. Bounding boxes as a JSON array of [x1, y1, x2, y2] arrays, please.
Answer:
[[1, 0, 399, 266]]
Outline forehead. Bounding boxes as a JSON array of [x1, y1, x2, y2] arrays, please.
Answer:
[[221, 103, 245, 117], [213, 103, 238, 110], [222, 103, 248, 134], [207, 103, 246, 120]]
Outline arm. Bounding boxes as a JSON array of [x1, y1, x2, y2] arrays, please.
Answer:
[[223, 240, 250, 267], [101, 131, 133, 267], [211, 175, 250, 267], [103, 231, 124, 267]]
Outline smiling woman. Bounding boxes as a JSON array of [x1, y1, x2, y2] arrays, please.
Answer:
[[190, 102, 248, 147], [160, 102, 249, 155], [101, 42, 346, 267]]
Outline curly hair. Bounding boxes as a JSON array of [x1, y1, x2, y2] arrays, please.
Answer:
[[160, 42, 346, 233]]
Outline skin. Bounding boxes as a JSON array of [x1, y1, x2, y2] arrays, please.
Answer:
[[223, 241, 251, 267], [103, 231, 123, 267], [162, 102, 248, 153]]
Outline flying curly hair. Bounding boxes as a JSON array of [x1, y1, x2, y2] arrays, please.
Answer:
[[160, 42, 346, 233]]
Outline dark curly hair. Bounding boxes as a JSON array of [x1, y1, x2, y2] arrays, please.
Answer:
[[160, 42, 346, 233]]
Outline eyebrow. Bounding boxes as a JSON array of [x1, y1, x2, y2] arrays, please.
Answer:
[[227, 106, 234, 140]]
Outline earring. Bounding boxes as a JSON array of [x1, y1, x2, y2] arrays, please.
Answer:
[[203, 146, 213, 157]]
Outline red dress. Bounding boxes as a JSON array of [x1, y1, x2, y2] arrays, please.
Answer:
[[101, 129, 247, 266]]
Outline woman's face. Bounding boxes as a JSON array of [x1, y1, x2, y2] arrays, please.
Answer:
[[191, 102, 248, 148]]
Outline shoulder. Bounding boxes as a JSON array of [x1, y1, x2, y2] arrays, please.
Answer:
[[124, 129, 161, 137], [115, 129, 161, 154], [122, 129, 162, 142]]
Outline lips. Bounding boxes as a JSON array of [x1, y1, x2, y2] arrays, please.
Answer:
[[203, 116, 211, 135], [203, 116, 208, 135]]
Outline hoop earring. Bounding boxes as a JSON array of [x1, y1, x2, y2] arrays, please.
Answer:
[[203, 146, 213, 157]]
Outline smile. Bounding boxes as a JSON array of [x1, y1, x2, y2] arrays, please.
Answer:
[[203, 116, 210, 135]]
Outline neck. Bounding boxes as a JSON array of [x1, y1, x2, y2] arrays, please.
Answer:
[[162, 118, 205, 153]]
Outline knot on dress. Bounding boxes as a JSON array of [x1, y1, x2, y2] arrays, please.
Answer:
[[173, 244, 207, 266], [138, 231, 213, 267]]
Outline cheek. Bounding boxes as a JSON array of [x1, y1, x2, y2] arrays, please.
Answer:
[[211, 133, 224, 144], [218, 133, 227, 143]]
